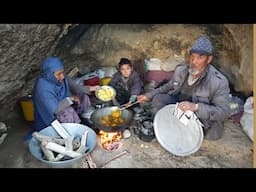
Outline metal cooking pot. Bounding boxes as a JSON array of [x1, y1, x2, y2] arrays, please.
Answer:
[[80, 107, 96, 128], [90, 106, 133, 132]]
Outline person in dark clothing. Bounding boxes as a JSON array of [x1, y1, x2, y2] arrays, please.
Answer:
[[109, 58, 143, 106]]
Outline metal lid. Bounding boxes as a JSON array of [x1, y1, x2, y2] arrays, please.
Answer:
[[81, 107, 95, 119], [153, 104, 203, 156], [95, 85, 116, 102]]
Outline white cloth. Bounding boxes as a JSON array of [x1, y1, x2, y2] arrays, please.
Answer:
[[173, 103, 203, 127]]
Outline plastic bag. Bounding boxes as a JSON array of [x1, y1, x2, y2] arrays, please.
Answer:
[[161, 55, 184, 72], [144, 58, 162, 71], [240, 96, 253, 142], [96, 67, 117, 78], [228, 94, 244, 116], [243, 96, 253, 114]]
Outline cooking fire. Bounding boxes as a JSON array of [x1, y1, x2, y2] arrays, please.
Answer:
[[98, 130, 122, 151]]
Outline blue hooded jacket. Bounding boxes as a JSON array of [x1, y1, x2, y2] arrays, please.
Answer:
[[25, 57, 71, 140]]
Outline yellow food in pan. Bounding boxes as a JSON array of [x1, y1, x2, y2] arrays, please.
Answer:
[[101, 110, 124, 127]]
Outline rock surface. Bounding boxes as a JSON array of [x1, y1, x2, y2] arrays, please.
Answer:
[[0, 24, 74, 120], [0, 24, 252, 120], [61, 24, 252, 95]]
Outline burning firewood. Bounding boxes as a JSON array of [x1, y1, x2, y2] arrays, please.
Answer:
[[86, 153, 97, 168], [99, 130, 122, 151]]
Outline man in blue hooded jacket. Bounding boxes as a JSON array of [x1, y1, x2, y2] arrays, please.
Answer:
[[25, 57, 98, 140]]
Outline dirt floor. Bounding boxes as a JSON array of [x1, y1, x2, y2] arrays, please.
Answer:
[[0, 111, 253, 168]]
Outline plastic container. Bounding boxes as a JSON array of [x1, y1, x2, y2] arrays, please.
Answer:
[[83, 74, 100, 95], [144, 58, 162, 71], [83, 75, 100, 86], [100, 77, 112, 86], [228, 94, 244, 116], [20, 94, 34, 121], [28, 123, 97, 168]]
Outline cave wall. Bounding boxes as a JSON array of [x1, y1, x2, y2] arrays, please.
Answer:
[[0, 24, 74, 120], [222, 24, 253, 95], [59, 24, 253, 95], [0, 24, 253, 121]]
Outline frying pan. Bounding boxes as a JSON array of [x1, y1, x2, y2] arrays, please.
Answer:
[[90, 106, 133, 132]]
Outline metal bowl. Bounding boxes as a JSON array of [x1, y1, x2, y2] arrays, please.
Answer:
[[95, 85, 116, 102], [28, 123, 97, 168], [90, 106, 133, 132]]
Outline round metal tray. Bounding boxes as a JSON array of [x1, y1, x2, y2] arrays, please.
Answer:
[[154, 104, 204, 156]]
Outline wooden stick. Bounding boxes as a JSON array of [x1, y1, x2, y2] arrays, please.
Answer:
[[86, 153, 97, 168], [99, 150, 129, 168], [120, 101, 140, 110]]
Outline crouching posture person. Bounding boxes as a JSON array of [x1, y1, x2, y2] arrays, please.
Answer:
[[138, 36, 231, 140], [109, 58, 143, 106], [25, 57, 98, 140]]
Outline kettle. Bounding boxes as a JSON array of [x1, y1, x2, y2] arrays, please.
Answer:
[[81, 107, 95, 127], [138, 119, 155, 142]]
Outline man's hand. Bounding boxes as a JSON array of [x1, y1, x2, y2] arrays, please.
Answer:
[[178, 101, 198, 112], [137, 95, 149, 103], [70, 95, 80, 105], [129, 95, 137, 103], [123, 95, 137, 107]]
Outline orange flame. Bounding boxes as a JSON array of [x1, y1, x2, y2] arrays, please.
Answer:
[[98, 130, 122, 151]]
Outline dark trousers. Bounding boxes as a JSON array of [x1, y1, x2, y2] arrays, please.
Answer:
[[152, 94, 177, 110], [152, 93, 223, 140], [115, 87, 130, 105]]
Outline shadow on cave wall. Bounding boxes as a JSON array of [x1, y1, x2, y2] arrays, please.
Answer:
[[3, 24, 251, 121], [54, 24, 249, 98]]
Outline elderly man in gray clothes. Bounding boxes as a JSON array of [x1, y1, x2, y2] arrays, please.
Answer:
[[138, 36, 230, 140]]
